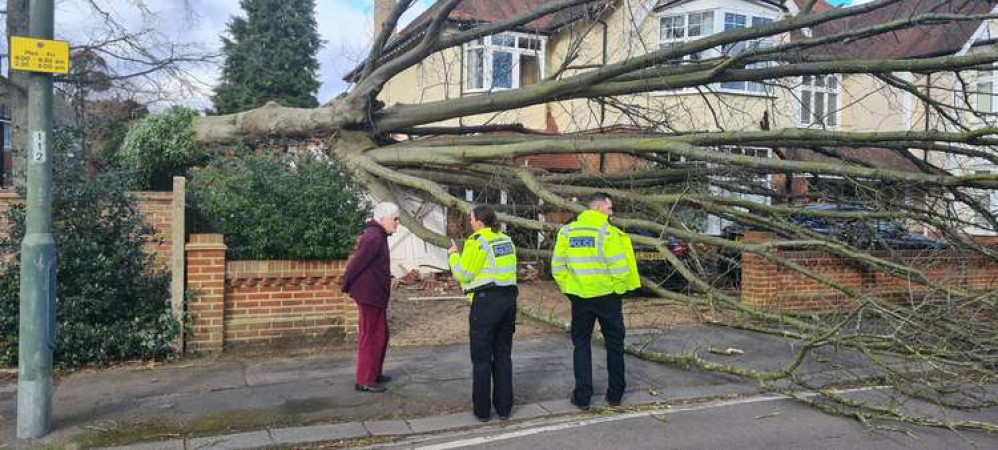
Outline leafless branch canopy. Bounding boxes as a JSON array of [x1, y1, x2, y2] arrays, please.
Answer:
[[192, 0, 998, 433]]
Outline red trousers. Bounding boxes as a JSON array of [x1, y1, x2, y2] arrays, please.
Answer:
[[355, 303, 389, 385]]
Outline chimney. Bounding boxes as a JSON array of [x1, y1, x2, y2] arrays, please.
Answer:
[[374, 0, 396, 35]]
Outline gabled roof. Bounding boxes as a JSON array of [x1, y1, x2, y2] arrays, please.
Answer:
[[655, 0, 792, 13], [654, 0, 990, 59], [783, 147, 921, 173], [399, 0, 589, 35], [806, 0, 996, 59], [355, 0, 992, 82], [345, 0, 609, 81], [791, 0, 833, 14], [655, 0, 837, 13]]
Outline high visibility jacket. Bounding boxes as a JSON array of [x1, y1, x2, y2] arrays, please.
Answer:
[[449, 227, 517, 299], [551, 210, 640, 298]]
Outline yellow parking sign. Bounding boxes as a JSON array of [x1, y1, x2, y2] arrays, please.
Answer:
[[10, 36, 70, 74]]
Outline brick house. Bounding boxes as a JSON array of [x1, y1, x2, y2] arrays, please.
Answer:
[[353, 0, 998, 237]]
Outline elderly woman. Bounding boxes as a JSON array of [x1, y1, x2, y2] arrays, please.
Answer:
[[341, 202, 399, 393]]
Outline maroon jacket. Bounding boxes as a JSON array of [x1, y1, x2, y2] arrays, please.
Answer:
[[341, 220, 392, 309]]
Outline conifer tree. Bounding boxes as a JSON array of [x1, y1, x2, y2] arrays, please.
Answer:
[[212, 0, 322, 114]]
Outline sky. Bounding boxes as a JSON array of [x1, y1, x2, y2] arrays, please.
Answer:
[[829, 0, 875, 5], [46, 0, 432, 109], [44, 0, 870, 110]]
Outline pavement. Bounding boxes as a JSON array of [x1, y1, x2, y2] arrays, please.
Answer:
[[0, 323, 994, 449]]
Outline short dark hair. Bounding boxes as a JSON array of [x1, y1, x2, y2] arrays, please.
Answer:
[[586, 192, 612, 208], [472, 205, 498, 230]]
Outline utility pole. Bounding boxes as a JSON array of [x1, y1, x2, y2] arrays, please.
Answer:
[[14, 0, 58, 439]]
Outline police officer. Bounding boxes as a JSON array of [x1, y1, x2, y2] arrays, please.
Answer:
[[552, 192, 639, 410], [448, 205, 518, 422]]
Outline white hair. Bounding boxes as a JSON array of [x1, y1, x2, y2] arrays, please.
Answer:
[[372, 202, 399, 219]]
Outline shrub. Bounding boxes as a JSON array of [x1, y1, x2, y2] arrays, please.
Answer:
[[0, 157, 178, 368], [188, 153, 369, 260], [116, 106, 210, 190]]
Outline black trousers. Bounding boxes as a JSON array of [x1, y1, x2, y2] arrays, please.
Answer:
[[469, 286, 518, 419], [568, 293, 626, 406]]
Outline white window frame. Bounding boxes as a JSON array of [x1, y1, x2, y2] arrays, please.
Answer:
[[798, 75, 840, 128], [659, 10, 716, 60], [960, 45, 997, 125], [658, 9, 720, 95], [718, 14, 774, 95], [656, 9, 778, 97], [464, 32, 546, 94]]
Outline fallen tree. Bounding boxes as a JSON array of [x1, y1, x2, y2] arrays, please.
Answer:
[[190, 0, 998, 433]]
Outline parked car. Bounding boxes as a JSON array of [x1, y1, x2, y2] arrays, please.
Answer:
[[630, 229, 690, 291], [708, 203, 949, 290], [789, 203, 948, 250]]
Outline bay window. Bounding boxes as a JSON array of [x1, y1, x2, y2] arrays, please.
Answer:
[[658, 9, 777, 95]]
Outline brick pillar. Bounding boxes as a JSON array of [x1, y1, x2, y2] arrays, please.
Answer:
[[186, 234, 227, 353], [740, 231, 778, 308]]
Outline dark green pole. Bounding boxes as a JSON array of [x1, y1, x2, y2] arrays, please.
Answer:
[[17, 0, 56, 439]]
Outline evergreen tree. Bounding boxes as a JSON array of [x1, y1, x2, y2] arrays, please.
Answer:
[[212, 0, 322, 115]]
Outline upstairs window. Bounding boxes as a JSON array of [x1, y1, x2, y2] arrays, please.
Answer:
[[720, 14, 773, 93], [658, 10, 777, 95], [799, 75, 840, 127], [660, 11, 716, 42], [465, 33, 545, 93], [660, 11, 715, 63]]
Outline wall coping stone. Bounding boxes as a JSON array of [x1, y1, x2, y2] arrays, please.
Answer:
[[226, 260, 345, 280], [186, 234, 226, 251]]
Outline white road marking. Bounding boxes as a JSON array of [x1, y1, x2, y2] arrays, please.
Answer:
[[412, 387, 886, 450]]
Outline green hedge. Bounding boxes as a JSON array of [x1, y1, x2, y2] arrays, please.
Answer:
[[188, 153, 370, 260], [0, 160, 178, 368], [116, 106, 210, 191]]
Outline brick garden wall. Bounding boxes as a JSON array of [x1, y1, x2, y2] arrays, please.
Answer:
[[0, 188, 178, 266], [0, 180, 187, 345], [741, 232, 998, 311], [0, 191, 18, 240], [185, 234, 356, 353], [224, 260, 356, 349], [133, 191, 174, 269]]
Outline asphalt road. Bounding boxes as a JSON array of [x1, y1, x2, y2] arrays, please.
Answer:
[[369, 392, 998, 450]]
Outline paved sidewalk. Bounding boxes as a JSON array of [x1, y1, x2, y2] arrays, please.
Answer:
[[102, 397, 670, 450], [0, 324, 886, 449]]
